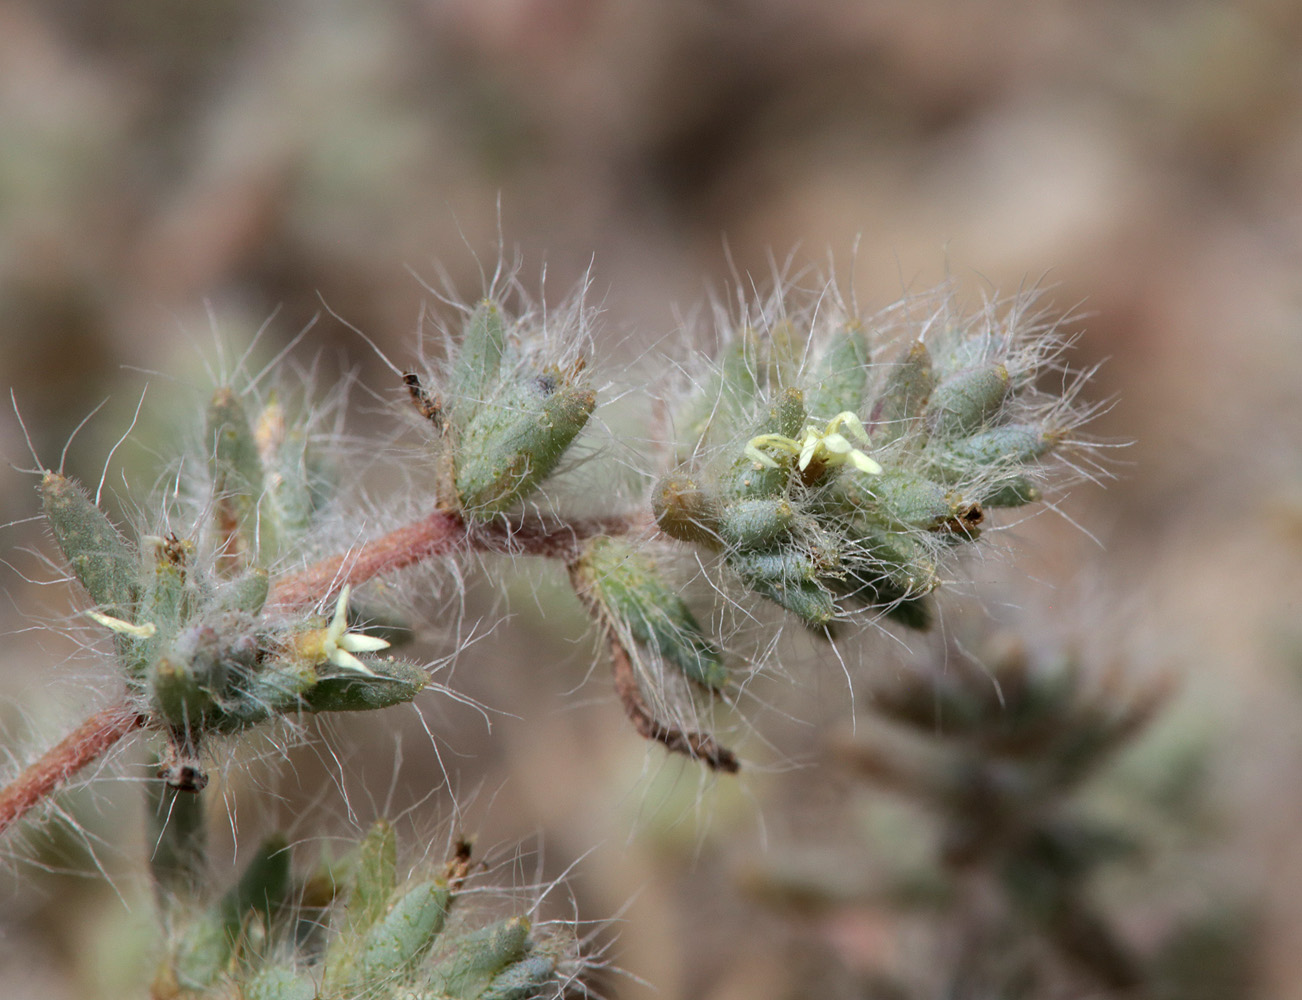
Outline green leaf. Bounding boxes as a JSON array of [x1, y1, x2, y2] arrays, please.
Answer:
[[40, 472, 136, 614], [870, 341, 933, 443], [356, 879, 453, 980], [351, 820, 398, 933], [575, 537, 727, 689], [805, 321, 869, 419], [298, 659, 428, 714], [243, 965, 316, 1000], [147, 772, 206, 903], [172, 835, 291, 989], [479, 953, 559, 1000], [454, 374, 595, 518], [925, 363, 1010, 437], [449, 299, 507, 431], [719, 497, 797, 551], [207, 388, 264, 549], [427, 917, 532, 1000]]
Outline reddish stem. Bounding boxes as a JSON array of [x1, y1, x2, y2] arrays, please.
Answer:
[[608, 636, 739, 773], [0, 702, 147, 837], [269, 507, 649, 608], [269, 508, 469, 608]]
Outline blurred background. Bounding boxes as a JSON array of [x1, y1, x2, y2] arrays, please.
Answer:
[[2, 1, 1301, 997]]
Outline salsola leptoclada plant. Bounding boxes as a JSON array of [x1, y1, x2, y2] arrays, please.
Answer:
[[1, 265, 1099, 999], [2, 269, 1097, 832]]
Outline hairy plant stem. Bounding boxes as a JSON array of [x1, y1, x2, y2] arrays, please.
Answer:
[[270, 507, 651, 608], [0, 703, 147, 836], [1, 506, 655, 837], [607, 636, 739, 773]]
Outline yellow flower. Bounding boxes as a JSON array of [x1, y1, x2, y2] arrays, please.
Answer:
[[745, 411, 882, 476], [296, 585, 390, 675]]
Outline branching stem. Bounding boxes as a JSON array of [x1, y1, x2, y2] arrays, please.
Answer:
[[2, 506, 656, 837]]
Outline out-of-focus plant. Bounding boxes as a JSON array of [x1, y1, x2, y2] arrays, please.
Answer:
[[742, 633, 1257, 1000]]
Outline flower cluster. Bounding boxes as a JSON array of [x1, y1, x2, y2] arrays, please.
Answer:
[[649, 287, 1089, 635], [0, 265, 1106, 1000], [40, 383, 428, 792]]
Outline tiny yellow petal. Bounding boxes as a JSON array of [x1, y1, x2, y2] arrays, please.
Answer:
[[87, 611, 157, 638], [848, 451, 883, 475], [821, 433, 853, 455], [838, 412, 870, 444], [327, 646, 377, 675], [328, 585, 352, 637], [339, 633, 390, 654], [798, 435, 818, 470]]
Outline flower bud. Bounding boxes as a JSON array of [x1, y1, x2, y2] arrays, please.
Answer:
[[925, 363, 1010, 437], [150, 654, 218, 731], [652, 475, 722, 547]]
